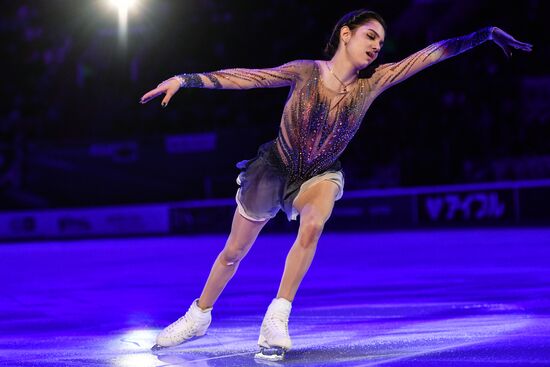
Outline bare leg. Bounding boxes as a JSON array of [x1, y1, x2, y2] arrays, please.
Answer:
[[198, 208, 269, 309], [276, 181, 339, 302]]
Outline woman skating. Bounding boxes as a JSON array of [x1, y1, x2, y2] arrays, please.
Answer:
[[140, 9, 531, 361]]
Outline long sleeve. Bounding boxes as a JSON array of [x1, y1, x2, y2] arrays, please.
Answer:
[[371, 27, 494, 93], [175, 59, 311, 90]]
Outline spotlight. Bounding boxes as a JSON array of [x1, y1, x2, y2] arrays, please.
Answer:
[[109, 0, 137, 12], [106, 0, 141, 48]]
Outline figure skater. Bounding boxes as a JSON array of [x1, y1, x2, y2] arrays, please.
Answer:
[[140, 9, 531, 361]]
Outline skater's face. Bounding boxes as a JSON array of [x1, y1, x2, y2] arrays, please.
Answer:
[[340, 19, 385, 69]]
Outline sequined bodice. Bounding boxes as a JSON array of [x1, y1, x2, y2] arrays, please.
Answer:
[[275, 61, 374, 181]]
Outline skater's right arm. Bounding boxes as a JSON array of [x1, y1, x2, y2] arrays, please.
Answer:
[[140, 60, 310, 107]]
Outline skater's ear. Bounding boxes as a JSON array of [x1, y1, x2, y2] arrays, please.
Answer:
[[340, 26, 352, 45]]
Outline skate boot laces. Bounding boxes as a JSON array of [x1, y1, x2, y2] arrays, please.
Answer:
[[161, 302, 210, 340], [170, 313, 198, 336], [265, 310, 289, 337]]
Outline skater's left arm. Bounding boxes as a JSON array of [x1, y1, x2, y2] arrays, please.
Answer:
[[371, 27, 532, 93]]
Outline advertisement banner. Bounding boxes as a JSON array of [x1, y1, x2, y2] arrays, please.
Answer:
[[0, 205, 170, 241], [418, 190, 515, 225]]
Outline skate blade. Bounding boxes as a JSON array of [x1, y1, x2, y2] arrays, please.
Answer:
[[150, 333, 208, 352], [151, 344, 167, 351], [254, 347, 285, 362]]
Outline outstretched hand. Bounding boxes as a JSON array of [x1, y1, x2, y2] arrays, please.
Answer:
[[139, 78, 180, 107], [491, 27, 532, 58]]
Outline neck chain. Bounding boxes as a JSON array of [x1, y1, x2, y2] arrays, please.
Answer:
[[326, 61, 357, 93]]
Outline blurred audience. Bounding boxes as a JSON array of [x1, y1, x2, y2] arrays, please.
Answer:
[[0, 0, 548, 208]]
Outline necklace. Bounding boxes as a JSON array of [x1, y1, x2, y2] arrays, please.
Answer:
[[326, 61, 357, 93]]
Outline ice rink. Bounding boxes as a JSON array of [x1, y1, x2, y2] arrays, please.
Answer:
[[2, 228, 550, 366]]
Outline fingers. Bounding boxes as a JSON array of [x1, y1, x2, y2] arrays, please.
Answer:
[[506, 42, 532, 54], [493, 28, 533, 54], [139, 87, 175, 106], [496, 39, 532, 59], [512, 40, 533, 52], [140, 79, 180, 107], [139, 88, 163, 104], [161, 89, 176, 108]]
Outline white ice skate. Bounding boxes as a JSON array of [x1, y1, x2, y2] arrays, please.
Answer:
[[151, 298, 212, 351], [254, 298, 292, 361]]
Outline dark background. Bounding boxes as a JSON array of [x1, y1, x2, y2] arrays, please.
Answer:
[[1, 0, 548, 210]]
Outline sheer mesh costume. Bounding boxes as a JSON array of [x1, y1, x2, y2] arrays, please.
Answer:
[[176, 28, 493, 221]]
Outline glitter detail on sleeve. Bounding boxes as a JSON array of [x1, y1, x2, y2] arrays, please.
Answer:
[[176, 60, 310, 90], [371, 27, 493, 93], [180, 74, 204, 88]]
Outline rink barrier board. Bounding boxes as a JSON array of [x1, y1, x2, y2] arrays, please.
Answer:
[[1, 179, 550, 240], [172, 179, 550, 233], [0, 205, 170, 241]]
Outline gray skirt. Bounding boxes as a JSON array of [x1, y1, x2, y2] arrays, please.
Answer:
[[235, 140, 344, 222]]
